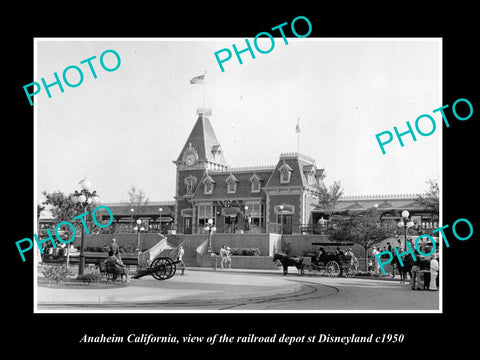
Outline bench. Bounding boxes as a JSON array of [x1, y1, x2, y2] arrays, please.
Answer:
[[98, 261, 120, 281]]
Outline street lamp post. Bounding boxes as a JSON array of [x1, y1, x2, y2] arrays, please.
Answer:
[[134, 219, 145, 252], [71, 178, 100, 276], [279, 205, 284, 235], [397, 210, 415, 251], [158, 207, 163, 233], [130, 208, 134, 232], [204, 218, 216, 253]]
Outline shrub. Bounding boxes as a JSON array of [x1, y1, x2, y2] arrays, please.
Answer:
[[230, 248, 261, 256], [76, 271, 103, 283], [42, 265, 74, 284]]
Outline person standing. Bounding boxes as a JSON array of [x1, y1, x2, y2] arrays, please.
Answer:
[[109, 238, 121, 259], [372, 247, 380, 275], [429, 255, 439, 291], [220, 245, 227, 269], [411, 260, 421, 290], [177, 245, 186, 275], [225, 247, 232, 269]]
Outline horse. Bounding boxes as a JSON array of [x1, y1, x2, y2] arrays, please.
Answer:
[[392, 254, 414, 284], [273, 253, 305, 276]]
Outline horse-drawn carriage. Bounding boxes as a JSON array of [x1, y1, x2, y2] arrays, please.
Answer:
[[304, 242, 358, 278], [273, 242, 358, 278]]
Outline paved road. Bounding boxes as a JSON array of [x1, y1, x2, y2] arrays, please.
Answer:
[[222, 276, 440, 311], [37, 267, 439, 311]]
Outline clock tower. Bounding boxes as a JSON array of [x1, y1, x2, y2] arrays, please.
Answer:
[[173, 109, 228, 233]]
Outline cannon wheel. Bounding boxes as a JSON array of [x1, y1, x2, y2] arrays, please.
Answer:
[[150, 257, 176, 280], [326, 261, 340, 278]]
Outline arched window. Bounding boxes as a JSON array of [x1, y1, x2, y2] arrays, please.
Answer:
[[184, 175, 197, 194]]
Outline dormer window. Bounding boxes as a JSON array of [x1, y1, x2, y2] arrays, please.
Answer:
[[249, 174, 261, 193], [251, 179, 260, 192], [211, 145, 222, 159], [278, 162, 293, 184], [226, 174, 239, 194], [203, 175, 215, 195]]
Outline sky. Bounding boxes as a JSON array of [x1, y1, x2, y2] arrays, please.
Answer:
[[35, 38, 441, 204]]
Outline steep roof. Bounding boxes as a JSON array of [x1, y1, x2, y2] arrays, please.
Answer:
[[192, 168, 272, 200], [264, 153, 323, 190], [176, 114, 228, 166]]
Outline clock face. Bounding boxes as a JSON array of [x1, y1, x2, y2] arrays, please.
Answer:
[[185, 154, 196, 166]]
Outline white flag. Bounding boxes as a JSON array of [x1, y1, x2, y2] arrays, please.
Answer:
[[190, 75, 204, 85]]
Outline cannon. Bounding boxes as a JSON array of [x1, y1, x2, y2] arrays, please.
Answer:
[[133, 256, 181, 281]]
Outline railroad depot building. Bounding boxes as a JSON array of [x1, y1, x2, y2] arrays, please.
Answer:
[[56, 110, 436, 237], [173, 110, 328, 236], [38, 111, 438, 269]]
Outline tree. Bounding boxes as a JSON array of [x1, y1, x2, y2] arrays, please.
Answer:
[[416, 179, 439, 221], [42, 191, 77, 226], [318, 181, 344, 217], [41, 190, 103, 246], [127, 185, 149, 212], [328, 209, 395, 271]]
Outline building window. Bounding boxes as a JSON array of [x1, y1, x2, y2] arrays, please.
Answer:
[[185, 176, 197, 194], [280, 168, 291, 183], [197, 204, 213, 227], [251, 179, 260, 192], [278, 162, 293, 184], [246, 202, 264, 227], [204, 181, 213, 194], [226, 174, 239, 194], [203, 176, 214, 195], [227, 181, 237, 193]]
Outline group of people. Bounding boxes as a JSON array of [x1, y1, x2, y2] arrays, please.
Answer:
[[410, 255, 439, 291], [101, 238, 129, 282], [370, 244, 439, 291], [219, 245, 232, 269]]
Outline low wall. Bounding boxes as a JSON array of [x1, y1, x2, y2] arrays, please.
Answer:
[[196, 254, 279, 270], [79, 233, 380, 270]]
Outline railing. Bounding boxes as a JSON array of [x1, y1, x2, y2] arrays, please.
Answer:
[[173, 223, 267, 235], [268, 223, 329, 235]]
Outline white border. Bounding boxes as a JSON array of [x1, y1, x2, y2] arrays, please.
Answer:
[[33, 37, 443, 314]]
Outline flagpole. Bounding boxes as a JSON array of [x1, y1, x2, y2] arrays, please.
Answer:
[[296, 117, 300, 154], [203, 70, 207, 110], [297, 131, 300, 153]]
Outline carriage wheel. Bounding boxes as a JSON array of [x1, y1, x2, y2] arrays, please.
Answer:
[[150, 257, 176, 280], [326, 261, 340, 278], [344, 265, 357, 278]]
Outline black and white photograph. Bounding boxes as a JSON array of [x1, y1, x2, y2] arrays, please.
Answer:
[[32, 38, 442, 313], [8, 5, 478, 355]]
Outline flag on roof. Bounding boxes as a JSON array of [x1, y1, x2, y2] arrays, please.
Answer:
[[295, 118, 301, 133], [190, 74, 204, 85]]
